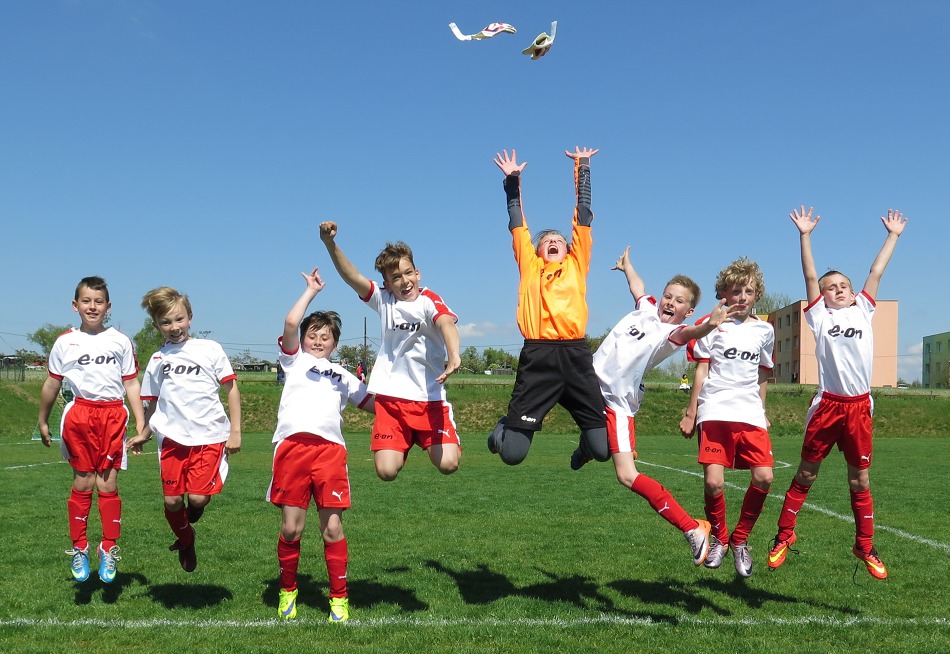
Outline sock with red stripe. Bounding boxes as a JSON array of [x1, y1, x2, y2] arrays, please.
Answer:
[[98, 491, 121, 550], [704, 491, 728, 544], [278, 535, 301, 592], [776, 480, 810, 541], [68, 489, 93, 550], [631, 474, 695, 532], [325, 537, 348, 598], [731, 484, 769, 545], [851, 488, 875, 552], [164, 507, 194, 547]]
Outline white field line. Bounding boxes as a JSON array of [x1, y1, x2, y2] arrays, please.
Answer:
[[638, 458, 950, 553], [2, 615, 949, 629]]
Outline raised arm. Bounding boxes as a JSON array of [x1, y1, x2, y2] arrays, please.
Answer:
[[863, 209, 907, 300], [612, 246, 645, 300], [565, 146, 599, 227], [319, 222, 372, 298], [493, 149, 528, 232], [282, 268, 326, 353], [676, 299, 743, 343], [789, 205, 821, 300]]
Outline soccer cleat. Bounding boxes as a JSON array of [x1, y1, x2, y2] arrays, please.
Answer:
[[97, 544, 121, 583], [704, 536, 729, 569], [732, 541, 753, 577], [685, 520, 712, 567], [278, 588, 298, 620], [487, 416, 506, 455], [853, 545, 888, 579], [328, 596, 349, 623], [169, 527, 197, 573], [767, 532, 798, 569], [569, 446, 592, 471], [66, 546, 90, 583]]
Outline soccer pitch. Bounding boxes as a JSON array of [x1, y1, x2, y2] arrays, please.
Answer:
[[2, 429, 949, 653]]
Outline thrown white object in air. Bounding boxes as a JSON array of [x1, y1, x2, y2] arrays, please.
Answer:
[[448, 22, 517, 41], [522, 21, 557, 59]]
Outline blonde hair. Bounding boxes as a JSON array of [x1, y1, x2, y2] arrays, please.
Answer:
[[714, 257, 765, 301], [141, 287, 193, 324]]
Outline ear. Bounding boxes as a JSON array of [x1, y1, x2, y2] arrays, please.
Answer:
[[684, 306, 694, 318], [71, 300, 80, 313]]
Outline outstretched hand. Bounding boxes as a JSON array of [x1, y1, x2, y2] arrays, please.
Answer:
[[881, 209, 908, 235], [493, 149, 527, 176], [789, 205, 820, 235], [706, 298, 743, 327], [565, 146, 600, 161], [611, 246, 631, 272], [301, 267, 326, 293]]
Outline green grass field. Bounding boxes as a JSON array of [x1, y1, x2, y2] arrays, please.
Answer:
[[2, 378, 949, 653]]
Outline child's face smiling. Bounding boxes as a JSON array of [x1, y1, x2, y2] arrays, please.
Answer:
[[72, 287, 110, 333], [302, 324, 336, 360], [659, 283, 695, 324], [155, 306, 191, 344], [383, 258, 422, 301]]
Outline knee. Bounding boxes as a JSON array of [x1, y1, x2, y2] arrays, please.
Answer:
[[752, 471, 773, 490], [281, 525, 303, 542], [437, 459, 459, 475], [498, 428, 533, 466], [189, 495, 210, 508], [164, 496, 185, 512], [375, 467, 399, 482], [581, 427, 610, 462], [615, 470, 638, 488], [704, 481, 724, 497]]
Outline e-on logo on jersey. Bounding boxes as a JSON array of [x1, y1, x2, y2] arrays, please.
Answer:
[[162, 363, 202, 376], [827, 325, 864, 339], [309, 367, 343, 383], [77, 353, 118, 366], [391, 321, 421, 333], [626, 326, 646, 340], [723, 347, 760, 363]]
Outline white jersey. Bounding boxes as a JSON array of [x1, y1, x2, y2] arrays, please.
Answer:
[[47, 327, 138, 401], [594, 295, 687, 416], [141, 338, 236, 446], [688, 316, 774, 428], [272, 338, 372, 446], [362, 281, 457, 402], [805, 291, 875, 397]]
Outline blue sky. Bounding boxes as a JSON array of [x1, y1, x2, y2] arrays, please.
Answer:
[[2, 1, 947, 383]]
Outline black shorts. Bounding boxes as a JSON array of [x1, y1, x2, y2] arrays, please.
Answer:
[[506, 339, 605, 432]]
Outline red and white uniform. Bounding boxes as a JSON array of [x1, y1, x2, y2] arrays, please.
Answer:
[[361, 281, 457, 402], [688, 316, 774, 428], [595, 295, 687, 416], [271, 339, 372, 446], [141, 339, 237, 446], [47, 327, 138, 402], [806, 292, 874, 397], [47, 327, 138, 469]]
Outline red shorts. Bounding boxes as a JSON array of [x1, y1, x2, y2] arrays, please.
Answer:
[[268, 434, 350, 510], [802, 391, 873, 469], [371, 395, 460, 453], [159, 438, 227, 496], [60, 398, 129, 473], [606, 406, 637, 455], [698, 420, 773, 470]]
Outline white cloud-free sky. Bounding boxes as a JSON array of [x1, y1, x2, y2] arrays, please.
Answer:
[[2, 1, 946, 383]]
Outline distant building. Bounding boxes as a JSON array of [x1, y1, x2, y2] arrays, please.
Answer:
[[922, 331, 950, 389], [767, 300, 898, 387]]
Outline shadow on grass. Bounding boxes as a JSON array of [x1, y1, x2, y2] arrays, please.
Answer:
[[261, 573, 429, 613], [72, 572, 148, 606], [426, 560, 673, 621], [694, 577, 860, 615], [607, 578, 730, 616], [147, 583, 234, 609]]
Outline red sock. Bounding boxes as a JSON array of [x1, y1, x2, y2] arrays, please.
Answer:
[[164, 507, 194, 546], [731, 485, 769, 545], [98, 491, 122, 549], [851, 489, 875, 552], [324, 538, 348, 598], [704, 492, 728, 543], [68, 489, 93, 550], [278, 535, 301, 592], [631, 474, 695, 532], [776, 480, 810, 540]]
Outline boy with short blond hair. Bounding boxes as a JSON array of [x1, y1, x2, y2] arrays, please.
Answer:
[[767, 207, 907, 580], [680, 257, 775, 578], [38, 276, 146, 584], [320, 222, 461, 481]]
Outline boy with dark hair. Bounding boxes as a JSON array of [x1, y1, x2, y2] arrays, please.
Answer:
[[767, 207, 907, 580], [320, 222, 461, 481], [38, 276, 145, 584]]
